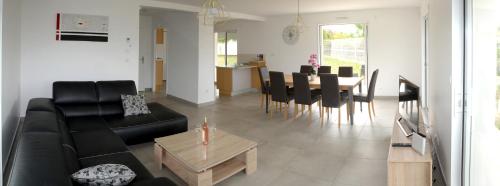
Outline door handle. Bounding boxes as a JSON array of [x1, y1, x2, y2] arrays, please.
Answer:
[[140, 56, 145, 64]]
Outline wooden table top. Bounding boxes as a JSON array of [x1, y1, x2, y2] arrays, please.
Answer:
[[284, 74, 364, 89], [154, 130, 258, 172]]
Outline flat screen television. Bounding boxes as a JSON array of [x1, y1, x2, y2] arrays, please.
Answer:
[[397, 76, 424, 137]]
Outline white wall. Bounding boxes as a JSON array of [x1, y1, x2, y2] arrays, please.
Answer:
[[197, 18, 216, 104], [216, 7, 422, 96], [425, 0, 464, 184], [0, 0, 4, 177], [151, 10, 200, 103], [19, 0, 140, 114], [2, 0, 21, 171]]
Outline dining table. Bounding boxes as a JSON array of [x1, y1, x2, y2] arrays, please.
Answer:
[[265, 74, 364, 125]]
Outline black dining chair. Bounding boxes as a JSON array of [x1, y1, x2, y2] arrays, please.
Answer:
[[258, 67, 271, 109], [338, 66, 353, 77], [353, 69, 379, 121], [269, 71, 294, 119], [318, 66, 332, 74], [300, 65, 313, 75], [320, 74, 349, 127], [292, 73, 322, 120]]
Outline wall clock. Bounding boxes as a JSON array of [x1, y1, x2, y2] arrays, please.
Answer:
[[282, 25, 300, 45]]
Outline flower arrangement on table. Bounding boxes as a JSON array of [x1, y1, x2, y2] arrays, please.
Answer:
[[308, 54, 320, 75]]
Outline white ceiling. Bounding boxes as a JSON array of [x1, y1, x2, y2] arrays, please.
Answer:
[[157, 0, 421, 16]]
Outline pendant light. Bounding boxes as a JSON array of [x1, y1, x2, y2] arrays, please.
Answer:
[[200, 0, 228, 25], [294, 0, 305, 32]]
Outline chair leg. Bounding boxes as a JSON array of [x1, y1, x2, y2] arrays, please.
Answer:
[[275, 102, 278, 112], [346, 103, 350, 122], [338, 107, 341, 128], [371, 101, 376, 116], [368, 102, 373, 121], [301, 105, 305, 115], [279, 103, 282, 112]]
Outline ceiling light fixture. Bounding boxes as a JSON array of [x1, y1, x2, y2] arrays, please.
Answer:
[[294, 0, 304, 32], [200, 0, 228, 25]]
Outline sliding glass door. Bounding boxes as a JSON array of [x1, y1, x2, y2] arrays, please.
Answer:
[[463, 0, 500, 185], [216, 31, 237, 67], [319, 24, 367, 77]]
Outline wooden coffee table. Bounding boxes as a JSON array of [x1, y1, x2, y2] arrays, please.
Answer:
[[154, 130, 258, 186]]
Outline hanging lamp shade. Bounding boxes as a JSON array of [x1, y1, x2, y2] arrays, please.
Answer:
[[200, 0, 228, 25]]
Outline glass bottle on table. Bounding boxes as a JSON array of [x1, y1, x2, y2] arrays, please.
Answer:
[[202, 117, 209, 145]]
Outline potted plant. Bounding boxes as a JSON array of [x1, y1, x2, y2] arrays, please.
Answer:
[[308, 54, 319, 80]]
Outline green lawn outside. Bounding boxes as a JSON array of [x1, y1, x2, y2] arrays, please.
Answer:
[[217, 55, 238, 67], [322, 56, 363, 76]]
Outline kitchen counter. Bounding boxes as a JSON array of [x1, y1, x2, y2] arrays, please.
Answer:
[[216, 66, 255, 96]]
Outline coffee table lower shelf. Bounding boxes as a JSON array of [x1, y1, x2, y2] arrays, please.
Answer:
[[155, 143, 257, 186], [212, 158, 246, 185]]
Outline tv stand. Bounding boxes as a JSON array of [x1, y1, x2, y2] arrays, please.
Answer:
[[387, 113, 432, 186]]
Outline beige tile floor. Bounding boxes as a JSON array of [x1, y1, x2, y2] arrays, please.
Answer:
[[130, 92, 397, 186]]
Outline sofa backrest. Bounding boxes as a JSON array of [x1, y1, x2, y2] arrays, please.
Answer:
[[53, 81, 99, 118], [53, 81, 138, 117], [4, 104, 79, 186], [96, 81, 137, 116]]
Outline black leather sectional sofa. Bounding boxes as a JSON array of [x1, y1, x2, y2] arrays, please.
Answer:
[[4, 81, 188, 186]]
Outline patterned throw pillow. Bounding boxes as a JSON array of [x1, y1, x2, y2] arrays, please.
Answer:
[[71, 164, 136, 186], [121, 94, 151, 116]]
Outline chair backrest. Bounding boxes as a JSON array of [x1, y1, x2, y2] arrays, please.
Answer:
[[318, 66, 331, 74], [320, 74, 342, 108], [292, 73, 312, 105], [338, 66, 353, 77], [258, 67, 270, 94], [269, 71, 289, 102], [367, 69, 380, 101], [300, 65, 313, 75]]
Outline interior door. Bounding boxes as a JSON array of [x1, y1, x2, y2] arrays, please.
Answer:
[[139, 15, 153, 91]]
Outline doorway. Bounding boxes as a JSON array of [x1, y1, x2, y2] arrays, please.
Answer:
[[139, 15, 154, 92], [139, 10, 167, 94]]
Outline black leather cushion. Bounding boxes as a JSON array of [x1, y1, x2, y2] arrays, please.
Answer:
[[96, 81, 137, 102], [26, 98, 57, 113], [53, 81, 98, 104], [131, 177, 177, 186], [99, 102, 125, 116], [56, 104, 100, 118], [22, 111, 59, 133], [62, 145, 80, 174], [79, 152, 153, 182], [353, 93, 369, 102], [71, 129, 129, 158], [104, 103, 188, 145], [6, 133, 72, 186], [66, 116, 109, 133], [96, 81, 137, 116], [58, 118, 76, 150], [53, 81, 99, 117]]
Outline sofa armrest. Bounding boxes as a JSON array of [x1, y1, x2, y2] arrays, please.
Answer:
[[26, 98, 57, 113], [131, 177, 177, 186]]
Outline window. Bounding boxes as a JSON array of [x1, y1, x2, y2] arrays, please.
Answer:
[[497, 26, 500, 130], [216, 32, 237, 67], [319, 24, 367, 77], [463, 0, 500, 185]]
